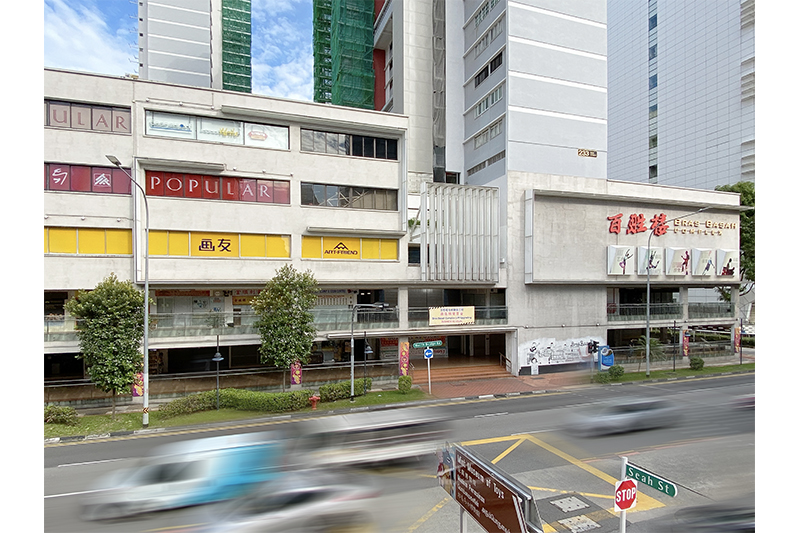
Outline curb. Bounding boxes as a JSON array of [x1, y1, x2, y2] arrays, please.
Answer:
[[598, 368, 754, 387]]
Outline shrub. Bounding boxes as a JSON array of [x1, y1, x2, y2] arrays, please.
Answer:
[[593, 372, 611, 384], [318, 378, 372, 403], [44, 404, 79, 426], [689, 357, 705, 371], [398, 375, 413, 394], [608, 365, 625, 380], [158, 388, 314, 419]]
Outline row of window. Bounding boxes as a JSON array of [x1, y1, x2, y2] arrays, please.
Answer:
[[45, 228, 400, 262], [300, 183, 398, 211], [466, 150, 506, 177], [474, 84, 504, 119], [474, 51, 503, 88], [474, 118, 503, 149], [300, 129, 399, 160], [474, 0, 501, 29], [473, 17, 503, 60]]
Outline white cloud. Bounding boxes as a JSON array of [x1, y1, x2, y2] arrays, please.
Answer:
[[44, 0, 135, 76]]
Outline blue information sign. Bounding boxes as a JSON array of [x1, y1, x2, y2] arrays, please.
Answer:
[[600, 345, 614, 367], [424, 348, 434, 359]]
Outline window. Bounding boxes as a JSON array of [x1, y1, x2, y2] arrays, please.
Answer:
[[649, 165, 658, 179], [473, 85, 504, 119], [301, 183, 398, 211], [649, 135, 658, 149], [649, 44, 657, 60], [649, 14, 657, 30], [490, 52, 503, 72], [473, 18, 503, 59], [473, 118, 503, 149], [649, 75, 658, 90], [474, 66, 489, 88], [300, 129, 398, 160], [649, 105, 658, 119]]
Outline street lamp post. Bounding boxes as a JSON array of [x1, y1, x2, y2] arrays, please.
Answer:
[[106, 155, 150, 427], [350, 303, 389, 402], [645, 206, 710, 377], [213, 335, 224, 410]]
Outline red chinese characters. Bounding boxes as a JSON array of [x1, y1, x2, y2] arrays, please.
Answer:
[[608, 212, 670, 237], [626, 213, 647, 234]]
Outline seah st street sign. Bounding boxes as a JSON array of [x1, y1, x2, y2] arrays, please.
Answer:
[[625, 463, 678, 497]]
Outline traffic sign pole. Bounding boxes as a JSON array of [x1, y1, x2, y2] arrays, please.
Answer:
[[424, 348, 433, 394], [620, 456, 628, 533]]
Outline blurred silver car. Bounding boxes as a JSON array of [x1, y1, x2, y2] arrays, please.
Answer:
[[655, 502, 755, 532], [564, 398, 682, 437], [206, 470, 381, 533]]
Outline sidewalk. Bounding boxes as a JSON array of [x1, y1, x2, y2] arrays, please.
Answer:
[[417, 348, 754, 400]]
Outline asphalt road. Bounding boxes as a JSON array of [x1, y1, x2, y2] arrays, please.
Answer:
[[44, 373, 755, 532]]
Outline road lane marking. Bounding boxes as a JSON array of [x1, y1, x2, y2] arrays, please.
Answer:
[[44, 489, 105, 499], [57, 458, 126, 467], [491, 437, 526, 464], [406, 496, 451, 532]]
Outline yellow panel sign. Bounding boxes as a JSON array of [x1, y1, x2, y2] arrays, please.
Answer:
[[429, 306, 476, 326], [322, 236, 361, 259], [190, 232, 239, 257]]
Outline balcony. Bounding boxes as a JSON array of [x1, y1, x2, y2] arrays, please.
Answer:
[[45, 306, 508, 344], [688, 302, 734, 319], [607, 303, 682, 322]]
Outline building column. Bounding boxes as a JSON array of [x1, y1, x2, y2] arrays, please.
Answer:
[[730, 285, 740, 353], [398, 287, 409, 330], [680, 286, 689, 322]]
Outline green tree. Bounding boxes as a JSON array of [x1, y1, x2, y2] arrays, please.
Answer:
[[251, 265, 318, 391], [64, 274, 147, 419], [635, 335, 664, 372], [714, 181, 755, 300]]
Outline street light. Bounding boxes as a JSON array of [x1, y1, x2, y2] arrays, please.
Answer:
[[645, 206, 710, 377], [213, 335, 224, 410], [106, 155, 151, 427], [350, 302, 390, 402]]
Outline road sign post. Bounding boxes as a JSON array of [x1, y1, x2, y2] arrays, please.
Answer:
[[424, 348, 433, 394], [617, 457, 636, 533]]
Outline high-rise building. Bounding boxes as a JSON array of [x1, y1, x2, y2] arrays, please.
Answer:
[[312, 0, 375, 109], [138, 0, 252, 92], [608, 0, 755, 189]]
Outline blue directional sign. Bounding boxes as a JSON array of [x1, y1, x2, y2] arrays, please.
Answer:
[[424, 348, 434, 359]]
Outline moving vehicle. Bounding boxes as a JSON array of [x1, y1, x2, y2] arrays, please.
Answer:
[[206, 469, 381, 532], [287, 407, 451, 468], [564, 397, 681, 437], [656, 502, 755, 531], [80, 432, 285, 520]]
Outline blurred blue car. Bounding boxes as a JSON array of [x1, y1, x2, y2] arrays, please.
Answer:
[[80, 432, 285, 521]]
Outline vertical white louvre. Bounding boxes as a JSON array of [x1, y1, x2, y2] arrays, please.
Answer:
[[420, 183, 499, 282]]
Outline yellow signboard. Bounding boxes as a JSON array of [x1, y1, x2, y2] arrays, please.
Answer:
[[322, 236, 361, 259], [429, 306, 476, 326], [190, 232, 239, 257]]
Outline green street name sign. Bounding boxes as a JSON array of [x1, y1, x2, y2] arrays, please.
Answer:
[[625, 464, 678, 497], [413, 340, 443, 348]]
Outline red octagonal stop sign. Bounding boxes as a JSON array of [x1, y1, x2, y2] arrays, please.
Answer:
[[615, 478, 638, 512]]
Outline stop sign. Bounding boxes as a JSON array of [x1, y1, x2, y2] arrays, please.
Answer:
[[615, 479, 638, 512]]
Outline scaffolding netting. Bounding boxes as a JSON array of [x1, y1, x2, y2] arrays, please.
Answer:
[[313, 0, 374, 109]]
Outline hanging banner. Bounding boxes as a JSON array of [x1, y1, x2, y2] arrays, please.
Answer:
[[682, 331, 690, 357], [132, 372, 143, 397], [399, 342, 410, 376], [290, 361, 302, 385], [734, 326, 741, 352], [428, 306, 475, 326]]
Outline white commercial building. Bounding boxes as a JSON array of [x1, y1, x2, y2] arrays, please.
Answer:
[[44, 68, 745, 406]]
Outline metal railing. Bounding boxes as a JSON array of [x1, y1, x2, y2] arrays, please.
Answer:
[[688, 302, 734, 319], [45, 306, 509, 343], [610, 340, 733, 365], [607, 303, 682, 322]]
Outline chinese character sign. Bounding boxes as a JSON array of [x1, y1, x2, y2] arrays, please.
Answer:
[[608, 212, 670, 235], [190, 232, 239, 257], [428, 307, 475, 326]]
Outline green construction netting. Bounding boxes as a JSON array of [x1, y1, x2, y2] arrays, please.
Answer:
[[222, 0, 252, 93], [313, 0, 374, 108]]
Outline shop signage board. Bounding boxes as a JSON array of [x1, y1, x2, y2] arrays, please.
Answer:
[[429, 306, 475, 326], [444, 444, 543, 533]]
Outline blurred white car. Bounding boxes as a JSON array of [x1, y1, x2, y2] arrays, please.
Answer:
[[564, 398, 682, 437], [206, 470, 381, 533]]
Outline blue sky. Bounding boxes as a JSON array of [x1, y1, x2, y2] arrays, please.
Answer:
[[43, 0, 314, 101]]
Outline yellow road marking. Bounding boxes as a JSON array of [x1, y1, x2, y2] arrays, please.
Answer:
[[406, 496, 451, 532], [492, 437, 526, 464]]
